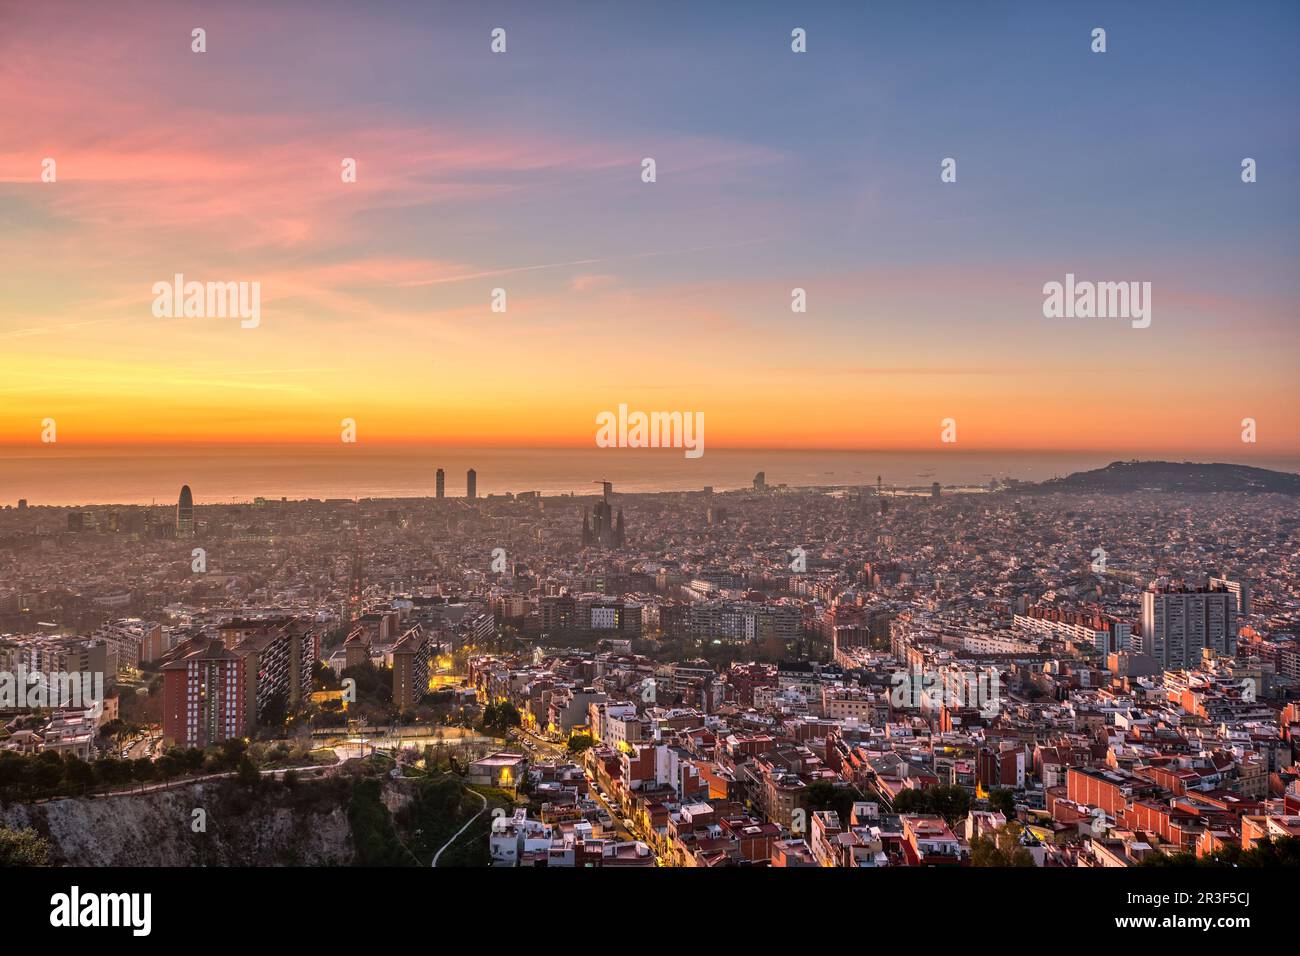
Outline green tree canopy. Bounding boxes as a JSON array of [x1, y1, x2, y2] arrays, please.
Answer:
[[892, 784, 971, 825], [0, 827, 50, 866], [970, 823, 1036, 867], [1140, 836, 1300, 867], [805, 781, 858, 822], [987, 787, 1017, 819]]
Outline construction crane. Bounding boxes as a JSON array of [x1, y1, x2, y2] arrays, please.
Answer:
[[347, 499, 364, 614], [592, 479, 612, 502]]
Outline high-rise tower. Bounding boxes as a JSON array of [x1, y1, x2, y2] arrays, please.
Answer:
[[466, 468, 477, 499], [1140, 582, 1238, 670], [177, 484, 194, 537], [435, 468, 445, 499]]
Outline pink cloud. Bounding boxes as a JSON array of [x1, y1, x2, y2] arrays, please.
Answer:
[[570, 274, 619, 293]]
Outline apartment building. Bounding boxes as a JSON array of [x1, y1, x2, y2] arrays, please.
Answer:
[[391, 625, 433, 712], [161, 637, 247, 748], [219, 616, 320, 729], [1140, 582, 1238, 670]]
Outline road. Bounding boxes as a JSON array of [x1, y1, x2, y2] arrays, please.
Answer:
[[508, 727, 648, 847], [68, 764, 333, 803], [431, 785, 487, 867], [509, 727, 672, 864], [586, 781, 636, 842]]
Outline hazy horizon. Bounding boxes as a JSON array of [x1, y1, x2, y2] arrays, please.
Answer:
[[5, 445, 1298, 507]]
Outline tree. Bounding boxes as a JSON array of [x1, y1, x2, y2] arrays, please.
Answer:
[[312, 659, 341, 690], [93, 756, 133, 788], [182, 748, 207, 773], [348, 778, 418, 866], [1139, 849, 1201, 867], [481, 701, 521, 734], [31, 751, 64, 792], [758, 634, 786, 663], [217, 736, 248, 772], [891, 784, 970, 825], [1140, 836, 1300, 868], [892, 789, 927, 814], [0, 751, 30, 792], [970, 823, 1036, 867], [259, 690, 289, 732], [237, 755, 261, 788], [0, 827, 50, 866], [156, 749, 185, 780], [501, 702, 522, 729], [340, 660, 392, 706], [567, 733, 594, 754], [62, 754, 97, 792], [1239, 836, 1300, 867], [988, 788, 1017, 819], [929, 785, 971, 823], [805, 781, 857, 822]]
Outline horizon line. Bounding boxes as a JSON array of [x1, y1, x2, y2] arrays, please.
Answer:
[[1, 441, 1297, 458], [11, 457, 1300, 510]]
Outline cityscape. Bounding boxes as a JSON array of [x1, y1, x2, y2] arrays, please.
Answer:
[[1, 466, 1298, 875], [1, 0, 1297, 937]]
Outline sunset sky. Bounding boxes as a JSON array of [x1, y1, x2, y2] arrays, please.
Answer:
[[1, 0, 1297, 456]]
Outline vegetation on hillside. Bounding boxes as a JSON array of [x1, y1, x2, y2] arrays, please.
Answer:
[[1139, 836, 1300, 867], [0, 826, 50, 866]]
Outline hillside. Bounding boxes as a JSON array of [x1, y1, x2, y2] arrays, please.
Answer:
[[1028, 460, 1300, 495], [0, 768, 506, 867], [1, 777, 356, 866]]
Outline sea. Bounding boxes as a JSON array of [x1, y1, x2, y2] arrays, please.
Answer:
[[2, 445, 1297, 507]]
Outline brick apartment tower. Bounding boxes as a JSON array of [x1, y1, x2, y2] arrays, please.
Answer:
[[162, 638, 246, 748], [391, 626, 432, 712]]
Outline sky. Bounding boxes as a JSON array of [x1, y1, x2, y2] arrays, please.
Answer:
[[1, 0, 1297, 456]]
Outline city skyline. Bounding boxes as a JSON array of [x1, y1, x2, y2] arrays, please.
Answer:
[[8, 446, 1300, 507]]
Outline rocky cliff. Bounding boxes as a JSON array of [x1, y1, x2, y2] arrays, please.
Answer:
[[1, 777, 357, 866]]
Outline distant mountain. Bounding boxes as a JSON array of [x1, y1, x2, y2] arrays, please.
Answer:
[[1027, 460, 1300, 495]]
